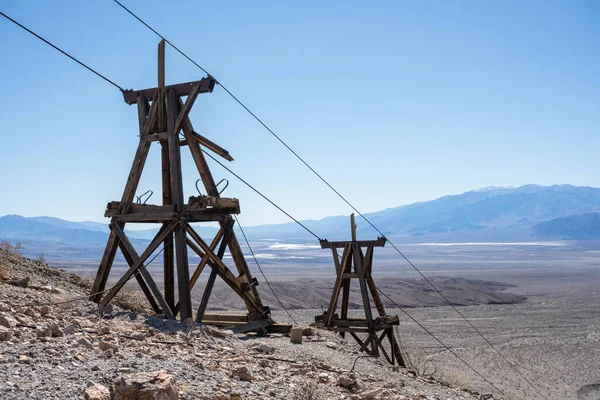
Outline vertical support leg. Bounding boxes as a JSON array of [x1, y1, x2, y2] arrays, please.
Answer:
[[90, 229, 120, 302], [167, 87, 192, 320], [196, 218, 235, 323], [355, 243, 374, 331]]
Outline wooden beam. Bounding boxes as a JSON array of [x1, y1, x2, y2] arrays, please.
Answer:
[[151, 130, 233, 162], [190, 131, 233, 161], [320, 238, 386, 249], [113, 223, 173, 318], [188, 228, 224, 289], [167, 87, 193, 320], [196, 218, 235, 323], [174, 230, 223, 317], [339, 243, 352, 324], [157, 39, 166, 133], [351, 213, 357, 241], [354, 243, 374, 331], [100, 221, 177, 307], [159, 46, 173, 308], [122, 77, 216, 105], [90, 229, 120, 302], [184, 223, 263, 312], [115, 235, 160, 314], [174, 81, 202, 136], [142, 91, 160, 137], [228, 319, 271, 334], [119, 94, 152, 215], [106, 199, 240, 218]]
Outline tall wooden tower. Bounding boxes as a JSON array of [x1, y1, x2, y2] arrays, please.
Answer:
[[90, 41, 271, 329]]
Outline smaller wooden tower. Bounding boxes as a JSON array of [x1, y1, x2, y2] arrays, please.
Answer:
[[316, 214, 406, 366]]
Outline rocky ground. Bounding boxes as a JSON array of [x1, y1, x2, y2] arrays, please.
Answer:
[[0, 249, 497, 400]]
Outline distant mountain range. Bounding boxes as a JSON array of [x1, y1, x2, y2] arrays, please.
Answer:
[[1, 184, 599, 260]]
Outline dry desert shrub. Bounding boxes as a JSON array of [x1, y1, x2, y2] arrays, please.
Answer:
[[113, 282, 150, 313], [0, 240, 22, 281], [0, 263, 11, 281], [292, 382, 321, 400], [504, 392, 517, 400], [410, 347, 437, 377], [442, 369, 469, 388]]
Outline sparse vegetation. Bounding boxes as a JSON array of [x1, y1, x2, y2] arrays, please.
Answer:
[[410, 348, 437, 377], [113, 282, 150, 313], [0, 263, 11, 281], [0, 240, 22, 256], [442, 369, 469, 388], [504, 392, 517, 400], [36, 253, 47, 263], [292, 382, 320, 400], [0, 240, 22, 281]]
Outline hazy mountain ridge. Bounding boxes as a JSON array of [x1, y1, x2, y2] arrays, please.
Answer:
[[532, 212, 600, 239], [2, 184, 600, 259]]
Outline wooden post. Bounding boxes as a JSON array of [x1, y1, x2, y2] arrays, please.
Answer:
[[196, 218, 235, 323], [166, 87, 192, 320]]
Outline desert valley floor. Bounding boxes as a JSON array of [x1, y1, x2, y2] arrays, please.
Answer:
[[52, 240, 600, 399]]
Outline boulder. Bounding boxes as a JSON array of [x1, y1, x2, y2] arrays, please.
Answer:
[[39, 305, 51, 316], [84, 384, 111, 400], [113, 370, 178, 400], [99, 340, 118, 352], [50, 322, 64, 337], [0, 326, 13, 342], [36, 323, 52, 338], [232, 366, 253, 382], [257, 344, 275, 354], [78, 337, 94, 350], [0, 315, 17, 328], [290, 327, 303, 344], [337, 375, 357, 388]]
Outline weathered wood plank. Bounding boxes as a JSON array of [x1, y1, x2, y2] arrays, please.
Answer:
[[354, 243, 374, 331], [339, 243, 352, 323], [113, 223, 173, 318], [184, 223, 263, 312], [90, 229, 120, 302], [167, 88, 193, 320], [122, 77, 215, 105], [157, 39, 166, 133], [106, 200, 240, 217], [202, 313, 248, 323], [110, 213, 227, 223], [100, 221, 177, 307], [320, 238, 386, 249], [174, 81, 201, 136], [188, 228, 224, 289], [227, 319, 271, 334], [119, 94, 152, 215], [196, 218, 235, 323]]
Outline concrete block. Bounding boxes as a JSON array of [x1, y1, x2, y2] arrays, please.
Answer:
[[290, 327, 303, 344]]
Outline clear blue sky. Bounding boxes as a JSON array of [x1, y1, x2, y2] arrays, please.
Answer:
[[1, 0, 598, 226]]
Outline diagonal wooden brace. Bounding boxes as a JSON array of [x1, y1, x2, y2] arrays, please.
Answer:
[[100, 220, 178, 307], [196, 218, 235, 323], [183, 222, 264, 313], [111, 222, 175, 319]]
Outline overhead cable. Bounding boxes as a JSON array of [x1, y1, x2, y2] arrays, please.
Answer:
[[0, 11, 125, 92]]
